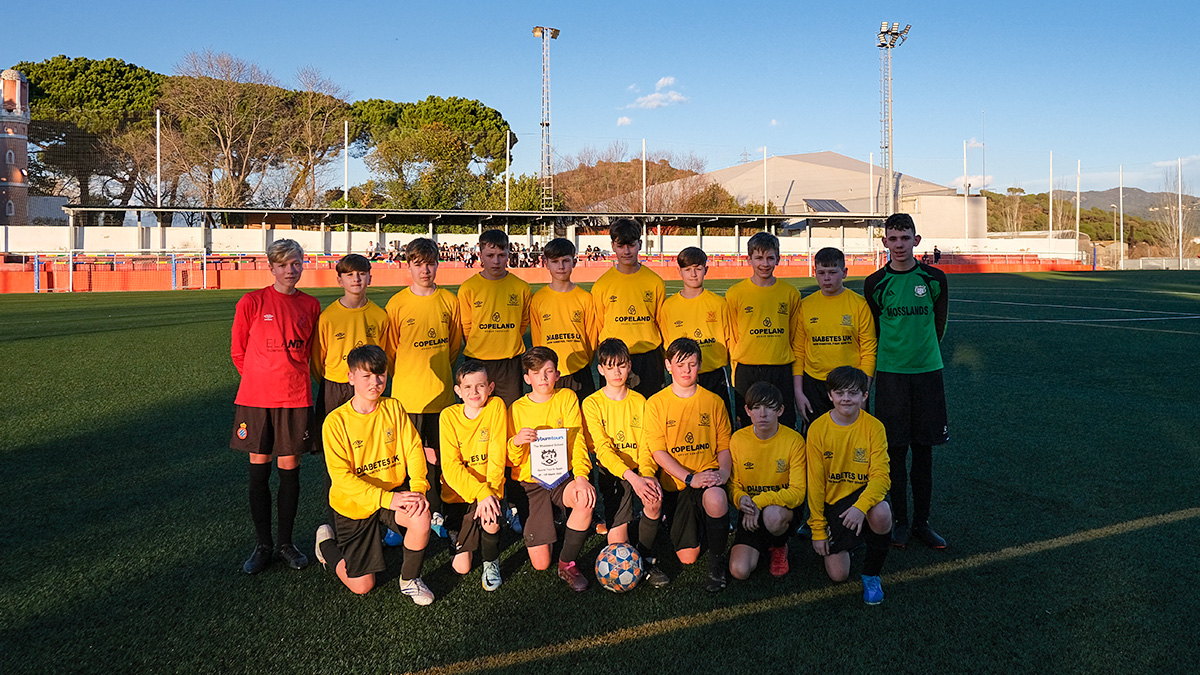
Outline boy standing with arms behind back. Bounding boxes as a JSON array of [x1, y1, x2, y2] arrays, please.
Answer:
[[659, 246, 732, 407], [592, 218, 666, 399], [530, 237, 599, 398], [862, 213, 950, 550], [458, 229, 531, 406]]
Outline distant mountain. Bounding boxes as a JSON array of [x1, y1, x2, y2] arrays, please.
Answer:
[[1051, 187, 1200, 219]]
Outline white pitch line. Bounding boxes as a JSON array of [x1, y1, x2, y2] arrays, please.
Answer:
[[952, 298, 1197, 316], [953, 314, 1200, 324]]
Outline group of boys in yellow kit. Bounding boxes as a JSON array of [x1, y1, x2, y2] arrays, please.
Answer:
[[232, 213, 947, 607]]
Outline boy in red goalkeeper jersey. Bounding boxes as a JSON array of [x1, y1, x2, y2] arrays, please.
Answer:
[[229, 239, 320, 575]]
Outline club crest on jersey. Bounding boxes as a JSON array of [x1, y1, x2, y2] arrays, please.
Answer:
[[237, 422, 248, 440], [914, 284, 928, 298], [627, 305, 637, 315], [854, 447, 867, 462], [706, 311, 716, 322], [572, 309, 582, 323], [684, 432, 694, 444], [263, 314, 275, 322], [841, 314, 852, 327], [631, 414, 641, 428], [643, 291, 654, 302], [480, 428, 490, 442], [699, 413, 710, 427], [778, 302, 788, 315], [491, 312, 502, 322], [762, 317, 773, 328], [508, 293, 519, 306], [555, 417, 564, 427], [386, 428, 395, 443], [776, 458, 787, 473], [441, 311, 450, 324], [366, 326, 378, 338]]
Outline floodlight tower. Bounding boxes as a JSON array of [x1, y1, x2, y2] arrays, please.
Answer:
[[877, 21, 910, 216], [533, 26, 560, 212]]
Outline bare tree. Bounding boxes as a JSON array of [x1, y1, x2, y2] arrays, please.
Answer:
[[1003, 186, 1023, 233], [1144, 167, 1196, 257], [279, 67, 351, 208], [161, 50, 288, 208]]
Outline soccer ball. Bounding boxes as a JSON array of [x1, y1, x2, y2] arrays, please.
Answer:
[[594, 542, 643, 593]]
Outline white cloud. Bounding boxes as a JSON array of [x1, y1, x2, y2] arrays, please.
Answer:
[[616, 116, 632, 126], [966, 137, 985, 149], [655, 76, 675, 91], [627, 83, 640, 93], [627, 90, 689, 109], [948, 174, 992, 190], [770, 119, 779, 127], [1151, 155, 1200, 168]]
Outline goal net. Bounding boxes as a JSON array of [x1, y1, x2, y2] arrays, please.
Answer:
[[31, 250, 210, 293]]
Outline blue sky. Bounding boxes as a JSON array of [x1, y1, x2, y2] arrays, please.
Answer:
[[9, 0, 1199, 195]]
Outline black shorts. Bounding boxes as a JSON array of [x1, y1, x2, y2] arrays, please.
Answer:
[[229, 405, 313, 456], [521, 480, 572, 548], [733, 506, 801, 553], [873, 370, 949, 447], [698, 367, 733, 415], [479, 355, 524, 406], [801, 373, 833, 430], [597, 471, 637, 529], [629, 347, 665, 399], [314, 379, 355, 453], [332, 507, 402, 579], [556, 367, 597, 399], [821, 486, 867, 555], [733, 363, 796, 430], [445, 500, 486, 555], [662, 487, 708, 552], [407, 413, 441, 451]]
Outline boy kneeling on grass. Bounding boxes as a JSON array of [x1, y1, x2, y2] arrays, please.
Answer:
[[315, 344, 435, 605], [728, 382, 806, 581], [806, 366, 892, 605], [508, 346, 596, 591]]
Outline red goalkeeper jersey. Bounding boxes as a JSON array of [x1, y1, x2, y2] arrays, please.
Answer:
[[231, 285, 320, 408]]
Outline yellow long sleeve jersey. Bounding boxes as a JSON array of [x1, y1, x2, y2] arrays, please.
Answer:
[[312, 299, 390, 383], [384, 287, 462, 413], [507, 388, 591, 483], [728, 425, 806, 510], [799, 289, 877, 379], [725, 278, 805, 376], [644, 386, 733, 492], [458, 272, 531, 360], [323, 397, 429, 520], [805, 410, 890, 542], [530, 285, 598, 376], [659, 290, 731, 374], [438, 397, 508, 505], [592, 265, 665, 355], [581, 388, 654, 479]]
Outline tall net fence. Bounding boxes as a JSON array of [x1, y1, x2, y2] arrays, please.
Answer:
[[24, 250, 209, 292]]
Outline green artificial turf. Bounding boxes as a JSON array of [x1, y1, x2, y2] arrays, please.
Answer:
[[1, 270, 1198, 674]]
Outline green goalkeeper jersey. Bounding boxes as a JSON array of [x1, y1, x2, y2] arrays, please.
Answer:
[[862, 262, 948, 374]]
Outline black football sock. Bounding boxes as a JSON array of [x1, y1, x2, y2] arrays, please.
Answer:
[[559, 526, 588, 564], [248, 462, 273, 547], [481, 529, 501, 561], [426, 461, 443, 514], [769, 528, 790, 548], [320, 453, 335, 526], [887, 444, 911, 523], [863, 528, 891, 577], [276, 466, 300, 546], [910, 444, 934, 526], [637, 514, 661, 560], [401, 545, 426, 581], [705, 514, 729, 576], [318, 538, 344, 570]]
